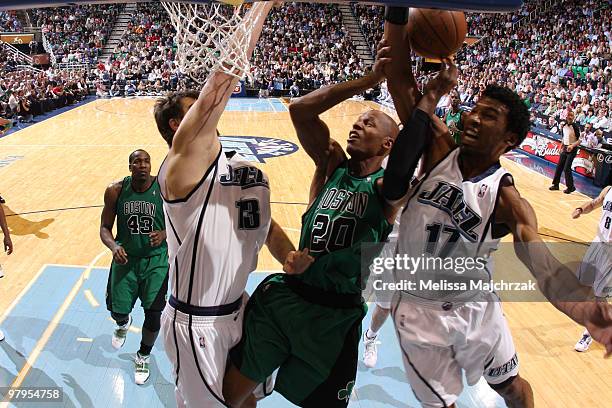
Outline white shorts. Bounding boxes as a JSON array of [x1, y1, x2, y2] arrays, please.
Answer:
[[392, 291, 518, 408], [577, 242, 612, 298], [161, 301, 244, 408]]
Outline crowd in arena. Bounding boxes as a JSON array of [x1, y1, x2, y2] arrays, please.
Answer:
[[91, 2, 365, 97], [32, 4, 122, 65], [357, 0, 612, 147], [250, 2, 365, 94], [1, 0, 612, 147], [0, 10, 22, 32]]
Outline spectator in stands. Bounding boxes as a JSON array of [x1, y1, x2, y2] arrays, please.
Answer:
[[582, 122, 599, 148], [109, 83, 121, 97], [289, 83, 300, 98], [547, 115, 559, 134], [593, 107, 610, 131], [550, 109, 581, 194]]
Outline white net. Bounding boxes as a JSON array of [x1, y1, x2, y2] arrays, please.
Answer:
[[162, 1, 253, 84]]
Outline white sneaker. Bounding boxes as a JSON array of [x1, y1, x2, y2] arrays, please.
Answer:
[[111, 315, 132, 350], [574, 332, 592, 352], [134, 352, 150, 385], [363, 331, 381, 368], [0, 329, 4, 341]]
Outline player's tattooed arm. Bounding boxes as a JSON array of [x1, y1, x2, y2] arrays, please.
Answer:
[[265, 218, 313, 275], [496, 184, 612, 336], [572, 186, 610, 218], [100, 181, 128, 265]]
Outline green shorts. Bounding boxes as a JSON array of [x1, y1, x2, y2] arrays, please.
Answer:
[[105, 250, 169, 315], [231, 274, 365, 407]]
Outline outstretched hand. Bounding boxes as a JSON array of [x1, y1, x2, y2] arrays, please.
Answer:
[[283, 248, 314, 275], [571, 208, 583, 219], [423, 58, 459, 99], [582, 302, 612, 358], [372, 39, 392, 82]]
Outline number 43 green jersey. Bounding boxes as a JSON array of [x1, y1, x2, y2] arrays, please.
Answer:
[[116, 176, 166, 258], [298, 162, 392, 294]]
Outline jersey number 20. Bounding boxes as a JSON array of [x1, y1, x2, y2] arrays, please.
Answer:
[[310, 214, 356, 253]]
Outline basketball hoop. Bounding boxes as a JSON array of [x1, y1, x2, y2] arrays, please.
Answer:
[[162, 0, 255, 84]]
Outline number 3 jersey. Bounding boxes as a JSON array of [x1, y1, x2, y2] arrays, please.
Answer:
[[158, 150, 271, 307], [396, 148, 511, 301], [115, 176, 166, 258], [298, 161, 392, 294]]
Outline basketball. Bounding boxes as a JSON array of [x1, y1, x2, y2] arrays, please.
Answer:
[[407, 8, 468, 59]]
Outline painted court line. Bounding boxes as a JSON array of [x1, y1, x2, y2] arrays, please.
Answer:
[[1, 251, 107, 406], [84, 289, 100, 307]]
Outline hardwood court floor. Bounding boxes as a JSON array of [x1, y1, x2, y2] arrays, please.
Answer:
[[0, 97, 609, 407]]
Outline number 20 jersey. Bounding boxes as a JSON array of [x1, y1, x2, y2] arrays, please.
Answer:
[[396, 148, 510, 299], [159, 150, 271, 307], [298, 161, 392, 294]]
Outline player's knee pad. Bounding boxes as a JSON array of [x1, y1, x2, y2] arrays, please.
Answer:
[[143, 310, 162, 332], [111, 312, 129, 325]]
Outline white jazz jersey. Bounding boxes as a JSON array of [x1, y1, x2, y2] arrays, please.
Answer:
[[396, 147, 510, 301], [392, 149, 519, 407], [596, 186, 612, 243], [159, 150, 271, 307]]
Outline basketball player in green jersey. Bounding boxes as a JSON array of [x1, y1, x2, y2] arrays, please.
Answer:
[[444, 90, 465, 145], [100, 149, 168, 385], [224, 42, 415, 407]]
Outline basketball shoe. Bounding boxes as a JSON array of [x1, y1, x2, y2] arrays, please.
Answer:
[[112, 315, 132, 350]]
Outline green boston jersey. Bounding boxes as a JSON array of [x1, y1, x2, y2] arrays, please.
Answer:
[[445, 110, 463, 145], [115, 176, 166, 258], [297, 161, 392, 294]]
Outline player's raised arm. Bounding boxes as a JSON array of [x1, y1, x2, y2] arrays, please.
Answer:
[[382, 60, 458, 202], [497, 183, 612, 356], [288, 67, 387, 169], [100, 182, 128, 265], [164, 2, 274, 198], [382, 7, 421, 124]]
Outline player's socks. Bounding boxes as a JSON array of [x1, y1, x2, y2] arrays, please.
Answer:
[[363, 329, 381, 368], [574, 329, 592, 352], [134, 351, 151, 385], [112, 315, 132, 350]]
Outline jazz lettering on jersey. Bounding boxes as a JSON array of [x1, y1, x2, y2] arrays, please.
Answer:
[[220, 165, 270, 190], [317, 188, 369, 218], [124, 201, 156, 217], [603, 201, 612, 212], [417, 181, 482, 242]]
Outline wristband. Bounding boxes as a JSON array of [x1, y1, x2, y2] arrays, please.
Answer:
[[384, 6, 409, 25]]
